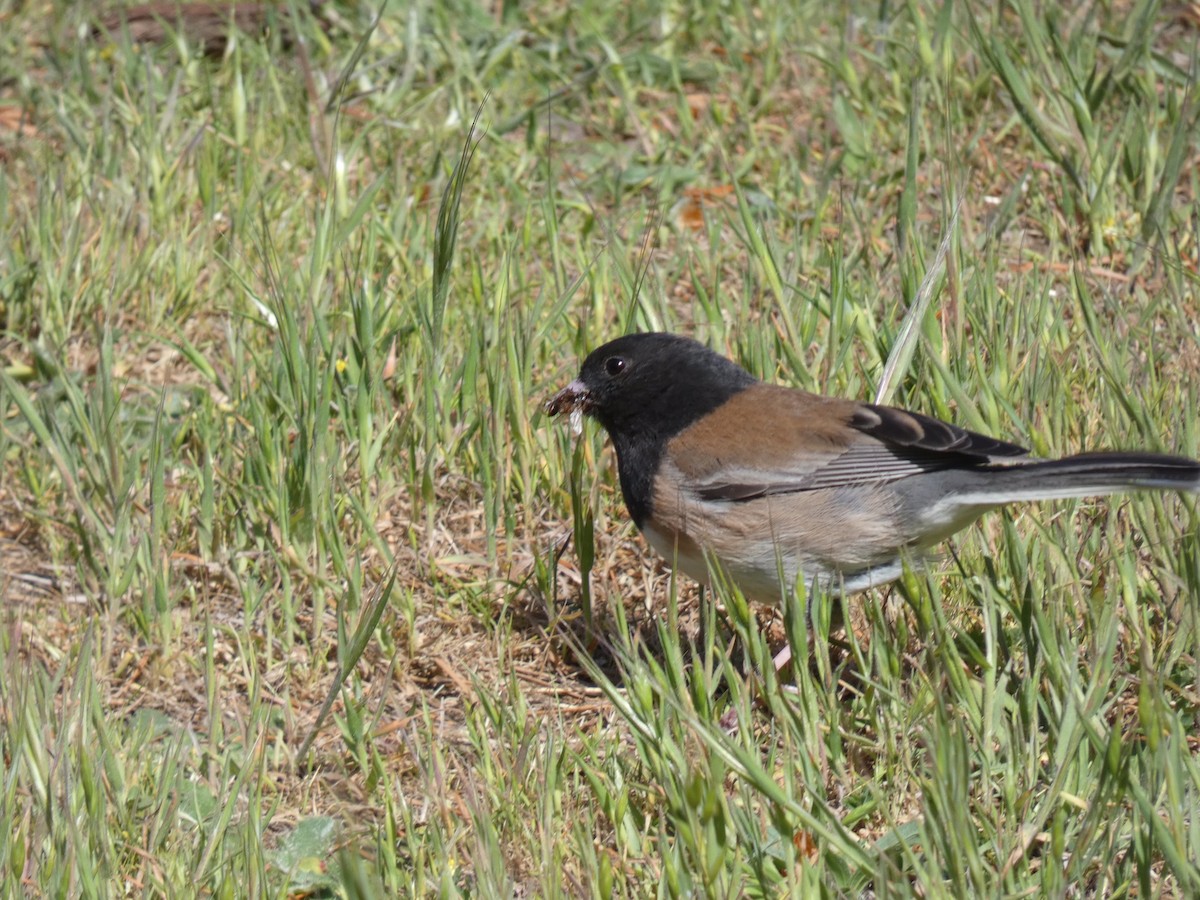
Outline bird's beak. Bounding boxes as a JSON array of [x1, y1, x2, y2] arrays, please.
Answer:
[[545, 379, 593, 416]]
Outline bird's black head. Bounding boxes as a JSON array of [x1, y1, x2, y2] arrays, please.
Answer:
[[546, 333, 757, 524], [547, 332, 758, 439]]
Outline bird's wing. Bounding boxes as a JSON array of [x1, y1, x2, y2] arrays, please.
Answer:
[[666, 384, 1029, 502], [847, 403, 1027, 459]]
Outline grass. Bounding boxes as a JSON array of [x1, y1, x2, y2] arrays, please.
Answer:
[[1, 0, 1199, 895]]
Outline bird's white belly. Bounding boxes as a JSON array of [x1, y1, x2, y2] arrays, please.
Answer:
[[642, 519, 816, 604], [642, 486, 913, 601]]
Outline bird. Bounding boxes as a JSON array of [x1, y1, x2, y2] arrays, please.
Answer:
[[546, 332, 1200, 605]]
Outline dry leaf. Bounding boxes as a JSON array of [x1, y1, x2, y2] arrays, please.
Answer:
[[792, 829, 818, 862], [0, 104, 37, 138], [672, 184, 736, 232]]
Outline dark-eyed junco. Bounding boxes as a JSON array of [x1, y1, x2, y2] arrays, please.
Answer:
[[547, 332, 1200, 602]]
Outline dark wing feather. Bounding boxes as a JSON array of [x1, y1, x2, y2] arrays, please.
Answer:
[[849, 404, 1028, 459]]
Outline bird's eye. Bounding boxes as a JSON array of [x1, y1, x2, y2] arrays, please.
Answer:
[[604, 356, 627, 377]]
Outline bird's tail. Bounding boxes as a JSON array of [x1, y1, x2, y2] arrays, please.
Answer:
[[961, 452, 1200, 505]]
